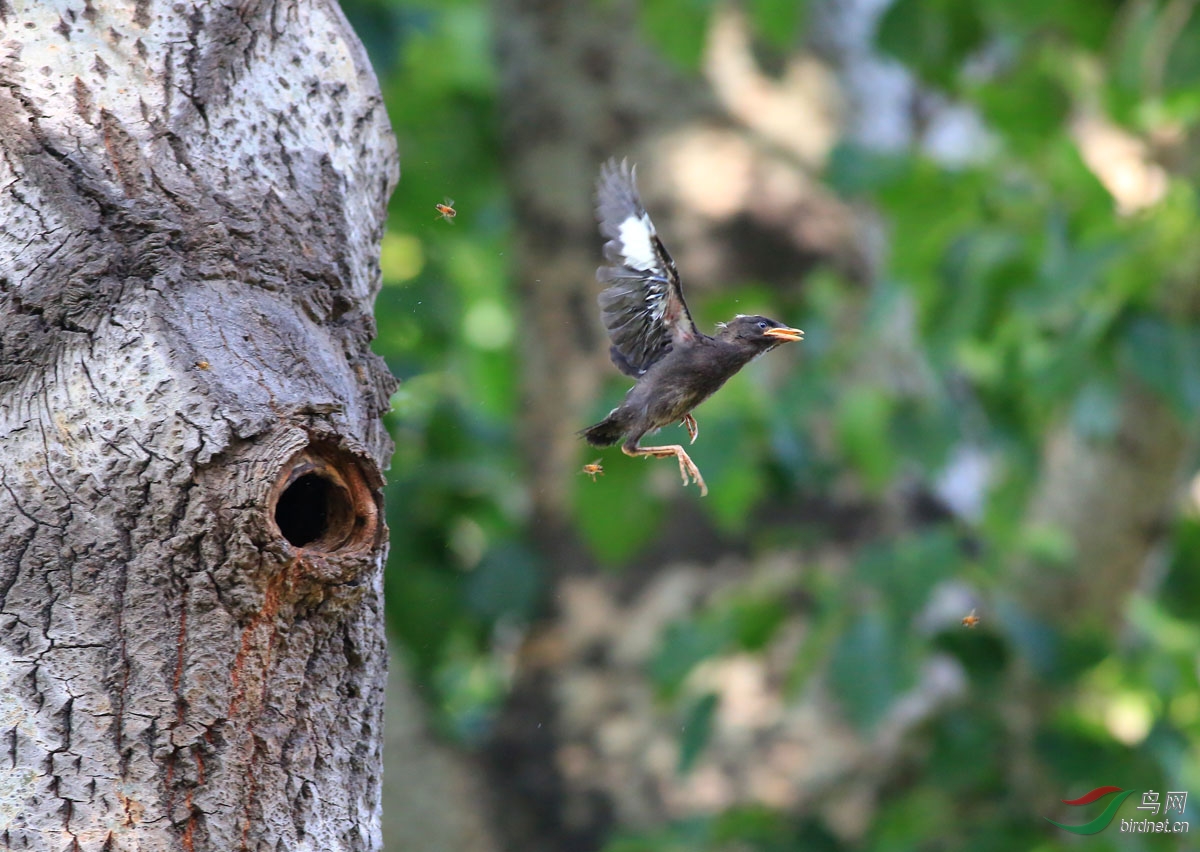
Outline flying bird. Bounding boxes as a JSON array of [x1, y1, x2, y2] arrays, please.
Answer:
[[580, 159, 803, 496]]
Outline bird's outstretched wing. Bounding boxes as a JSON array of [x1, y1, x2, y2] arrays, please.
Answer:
[[595, 158, 698, 377]]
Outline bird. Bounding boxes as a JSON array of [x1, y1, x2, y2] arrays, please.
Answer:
[[580, 158, 803, 496]]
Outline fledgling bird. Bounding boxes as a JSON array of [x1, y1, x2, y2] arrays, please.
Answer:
[[580, 159, 803, 496]]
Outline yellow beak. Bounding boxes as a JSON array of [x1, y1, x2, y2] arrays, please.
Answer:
[[763, 327, 804, 343]]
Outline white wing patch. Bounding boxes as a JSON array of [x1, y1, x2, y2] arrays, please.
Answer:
[[595, 158, 699, 375], [616, 213, 658, 271]]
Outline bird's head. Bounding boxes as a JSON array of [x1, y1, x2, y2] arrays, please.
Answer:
[[715, 315, 804, 351]]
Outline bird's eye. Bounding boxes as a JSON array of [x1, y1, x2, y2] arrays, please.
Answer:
[[757, 321, 768, 330]]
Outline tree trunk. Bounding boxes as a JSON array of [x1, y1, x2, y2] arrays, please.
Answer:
[[0, 2, 398, 850]]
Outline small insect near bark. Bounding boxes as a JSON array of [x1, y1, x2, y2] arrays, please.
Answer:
[[435, 198, 456, 223]]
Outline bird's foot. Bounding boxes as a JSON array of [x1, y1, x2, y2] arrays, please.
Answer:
[[623, 443, 708, 497], [681, 413, 698, 445], [675, 449, 708, 496]]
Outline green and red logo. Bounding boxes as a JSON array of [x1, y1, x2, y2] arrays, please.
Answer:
[[1046, 786, 1136, 835]]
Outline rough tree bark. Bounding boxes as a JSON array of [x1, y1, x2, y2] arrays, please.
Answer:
[[0, 2, 397, 850]]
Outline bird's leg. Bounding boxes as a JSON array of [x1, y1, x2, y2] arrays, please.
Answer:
[[622, 442, 708, 496], [681, 413, 698, 445]]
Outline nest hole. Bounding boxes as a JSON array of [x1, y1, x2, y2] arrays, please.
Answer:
[[269, 444, 377, 554], [275, 473, 349, 548]]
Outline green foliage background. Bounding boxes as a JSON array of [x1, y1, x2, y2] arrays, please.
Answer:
[[343, 0, 1200, 848]]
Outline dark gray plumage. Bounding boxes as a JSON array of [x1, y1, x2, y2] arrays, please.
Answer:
[[594, 158, 697, 377], [581, 158, 803, 496]]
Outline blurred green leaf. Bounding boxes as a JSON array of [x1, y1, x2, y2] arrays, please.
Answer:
[[988, 0, 1117, 50], [638, 0, 716, 69], [926, 706, 1005, 791], [1070, 378, 1120, 439], [464, 542, 542, 621], [712, 806, 800, 849], [890, 396, 959, 470], [1163, 9, 1200, 94], [651, 618, 732, 697], [695, 413, 769, 532], [994, 601, 1063, 680], [932, 228, 1027, 347], [748, 0, 809, 49], [677, 692, 720, 775], [829, 607, 912, 731], [1107, 0, 1164, 102], [341, 1, 418, 76], [572, 446, 667, 564], [835, 386, 897, 492], [824, 143, 912, 197], [933, 625, 1010, 687], [855, 530, 962, 620], [971, 50, 1070, 153], [876, 0, 985, 89], [1120, 315, 1200, 417], [729, 596, 788, 651], [386, 561, 464, 672], [1161, 518, 1200, 623], [871, 787, 956, 849]]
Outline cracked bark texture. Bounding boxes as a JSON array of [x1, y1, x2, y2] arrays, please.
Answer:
[[0, 2, 398, 850]]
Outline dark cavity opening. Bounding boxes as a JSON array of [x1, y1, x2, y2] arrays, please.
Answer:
[[269, 444, 379, 554], [275, 473, 343, 548]]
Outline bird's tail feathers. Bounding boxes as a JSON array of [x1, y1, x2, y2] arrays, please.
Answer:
[[580, 408, 630, 447]]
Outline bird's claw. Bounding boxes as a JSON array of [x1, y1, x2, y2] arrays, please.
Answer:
[[681, 413, 698, 445], [624, 443, 708, 497], [674, 451, 708, 497]]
